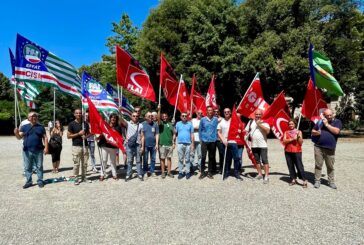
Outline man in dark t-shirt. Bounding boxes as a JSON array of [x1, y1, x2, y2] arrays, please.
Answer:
[[311, 109, 342, 189], [67, 108, 89, 185]]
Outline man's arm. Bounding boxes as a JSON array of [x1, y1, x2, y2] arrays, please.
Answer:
[[140, 129, 145, 154], [14, 128, 24, 140], [43, 133, 49, 154], [323, 119, 340, 135], [119, 116, 128, 128], [256, 120, 270, 135]]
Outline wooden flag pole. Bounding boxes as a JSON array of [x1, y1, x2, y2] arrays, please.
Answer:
[[13, 85, 18, 127], [172, 74, 183, 122], [53, 88, 56, 126], [221, 146, 228, 181], [297, 112, 302, 130]]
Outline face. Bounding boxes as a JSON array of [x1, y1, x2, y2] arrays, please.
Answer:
[[56, 120, 61, 127], [131, 113, 138, 123], [145, 113, 152, 122], [254, 110, 262, 120], [151, 114, 157, 121], [214, 110, 220, 117], [223, 109, 231, 119], [181, 113, 187, 122], [196, 111, 202, 119], [74, 109, 82, 120], [29, 113, 38, 123], [323, 110, 333, 122], [288, 121, 295, 129], [110, 116, 118, 125], [207, 107, 214, 117], [162, 113, 168, 121], [134, 108, 141, 116]]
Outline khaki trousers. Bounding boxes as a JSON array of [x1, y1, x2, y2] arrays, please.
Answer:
[[72, 146, 89, 179], [314, 145, 335, 183]]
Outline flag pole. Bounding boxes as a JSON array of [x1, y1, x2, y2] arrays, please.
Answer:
[[81, 95, 87, 181], [236, 72, 259, 110], [297, 112, 302, 130], [53, 88, 56, 126], [120, 86, 123, 116], [13, 85, 18, 127], [16, 97, 21, 123], [117, 84, 120, 107], [173, 74, 183, 122], [189, 74, 195, 117], [221, 146, 228, 181]]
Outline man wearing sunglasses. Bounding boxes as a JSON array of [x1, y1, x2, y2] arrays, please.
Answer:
[[174, 112, 194, 179]]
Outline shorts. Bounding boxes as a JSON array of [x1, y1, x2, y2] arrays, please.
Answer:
[[252, 147, 269, 165], [159, 145, 173, 159]]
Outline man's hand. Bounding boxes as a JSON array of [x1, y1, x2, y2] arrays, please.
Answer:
[[14, 128, 19, 134], [78, 130, 85, 136], [322, 118, 329, 127], [44, 147, 49, 155], [155, 145, 159, 151], [140, 147, 144, 154], [223, 139, 228, 146], [172, 143, 176, 150]]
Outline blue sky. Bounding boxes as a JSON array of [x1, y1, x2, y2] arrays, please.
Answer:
[[0, 0, 159, 78]]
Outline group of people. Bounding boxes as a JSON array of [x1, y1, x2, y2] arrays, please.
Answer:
[[14, 104, 342, 190]]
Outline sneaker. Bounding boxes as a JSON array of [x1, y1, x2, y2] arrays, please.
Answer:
[[125, 175, 132, 182], [161, 172, 167, 179], [314, 181, 321, 189], [199, 172, 206, 180], [23, 183, 32, 189], [255, 175, 263, 180], [329, 183, 337, 189], [178, 173, 185, 180], [186, 173, 192, 180], [38, 181, 44, 188], [207, 173, 214, 179], [167, 173, 174, 178], [235, 175, 243, 181], [263, 177, 269, 184], [138, 175, 144, 181], [74, 179, 81, 185], [150, 172, 157, 178]]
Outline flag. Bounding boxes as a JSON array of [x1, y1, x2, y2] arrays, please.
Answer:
[[205, 75, 218, 109], [262, 91, 290, 145], [81, 72, 119, 117], [176, 79, 191, 114], [160, 53, 180, 107], [87, 97, 125, 153], [237, 73, 270, 119], [301, 79, 328, 123], [25, 99, 37, 109], [14, 34, 81, 97], [309, 44, 344, 96], [105, 83, 120, 105], [116, 46, 155, 102], [105, 83, 134, 119], [190, 74, 206, 115]]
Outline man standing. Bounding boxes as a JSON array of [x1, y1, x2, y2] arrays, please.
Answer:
[[67, 109, 89, 185], [14, 111, 48, 189], [142, 112, 159, 178], [190, 110, 203, 173], [217, 108, 243, 180], [199, 106, 219, 179], [245, 109, 270, 184], [311, 109, 342, 189], [120, 112, 144, 181], [174, 113, 194, 179], [157, 107, 175, 179]]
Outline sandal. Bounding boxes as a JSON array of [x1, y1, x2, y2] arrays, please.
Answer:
[[99, 176, 105, 181], [112, 176, 119, 181], [289, 180, 296, 186]]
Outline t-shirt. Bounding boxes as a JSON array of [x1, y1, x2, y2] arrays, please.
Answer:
[[159, 121, 173, 146], [245, 120, 269, 148], [68, 120, 89, 147], [284, 130, 302, 153], [175, 121, 193, 144], [142, 121, 159, 147], [313, 119, 342, 150], [98, 125, 123, 149], [191, 118, 201, 142], [126, 121, 143, 144], [199, 116, 219, 142], [21, 123, 46, 152], [217, 118, 236, 143]]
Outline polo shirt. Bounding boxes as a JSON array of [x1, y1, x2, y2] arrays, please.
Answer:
[[313, 119, 342, 150], [199, 116, 218, 142], [159, 121, 173, 146], [21, 123, 46, 152], [142, 121, 159, 147], [175, 121, 193, 144]]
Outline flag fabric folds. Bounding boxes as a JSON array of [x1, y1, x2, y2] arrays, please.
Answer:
[[205, 75, 218, 109], [190, 74, 206, 115], [86, 97, 125, 153], [176, 79, 191, 114], [81, 72, 119, 117], [237, 73, 270, 119], [309, 44, 344, 96], [116, 46, 155, 102], [15, 34, 81, 97], [302, 79, 328, 123]]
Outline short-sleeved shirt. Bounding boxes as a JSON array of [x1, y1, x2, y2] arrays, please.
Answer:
[[159, 121, 174, 146], [284, 130, 302, 153], [21, 123, 46, 152], [98, 125, 123, 149], [68, 120, 89, 147], [245, 120, 269, 148], [218, 118, 236, 144], [313, 119, 342, 150], [142, 121, 159, 147], [199, 116, 219, 142], [126, 121, 143, 144], [191, 118, 201, 142], [175, 121, 193, 144]]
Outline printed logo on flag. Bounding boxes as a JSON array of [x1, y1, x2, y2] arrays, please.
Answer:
[[87, 82, 104, 96], [23, 44, 41, 64]]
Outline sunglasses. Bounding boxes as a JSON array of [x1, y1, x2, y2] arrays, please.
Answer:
[[181, 115, 187, 118], [132, 115, 138, 118], [224, 111, 231, 114]]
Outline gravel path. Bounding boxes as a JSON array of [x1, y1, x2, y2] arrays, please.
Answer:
[[0, 135, 363, 244]]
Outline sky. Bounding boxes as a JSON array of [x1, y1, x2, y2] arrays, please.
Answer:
[[0, 0, 159, 78]]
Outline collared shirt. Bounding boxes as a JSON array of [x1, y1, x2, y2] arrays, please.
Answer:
[[175, 121, 193, 144], [159, 121, 173, 146], [126, 121, 143, 144], [142, 121, 159, 147], [191, 118, 201, 142], [199, 116, 218, 142], [21, 123, 46, 152], [217, 118, 236, 143], [313, 119, 342, 150]]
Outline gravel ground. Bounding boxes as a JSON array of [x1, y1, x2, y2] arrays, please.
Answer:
[[0, 135, 363, 244]]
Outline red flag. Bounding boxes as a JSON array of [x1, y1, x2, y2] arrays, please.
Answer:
[[190, 74, 206, 115], [205, 75, 218, 109], [237, 73, 270, 119], [116, 46, 156, 102], [262, 91, 290, 145], [87, 97, 125, 153], [302, 79, 328, 123], [176, 79, 191, 113], [160, 53, 180, 106]]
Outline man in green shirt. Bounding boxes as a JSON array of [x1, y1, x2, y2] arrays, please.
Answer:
[[157, 106, 176, 178]]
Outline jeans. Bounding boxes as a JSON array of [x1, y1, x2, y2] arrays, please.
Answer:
[[216, 141, 225, 171], [126, 144, 142, 177], [143, 146, 157, 174], [177, 143, 191, 174], [201, 141, 216, 174], [225, 143, 243, 176], [23, 150, 43, 184], [22, 151, 36, 173], [190, 141, 201, 168], [88, 141, 96, 168]]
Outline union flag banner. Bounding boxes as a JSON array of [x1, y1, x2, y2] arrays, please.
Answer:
[[159, 53, 180, 107], [190, 74, 206, 115], [176, 79, 191, 114], [237, 73, 270, 119], [301, 79, 328, 123], [116, 46, 155, 102], [205, 75, 218, 109]]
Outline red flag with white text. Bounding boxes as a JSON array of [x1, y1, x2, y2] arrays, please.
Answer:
[[190, 74, 206, 115], [160, 53, 180, 107], [87, 97, 125, 153], [205, 75, 218, 109], [176, 79, 191, 113], [116, 46, 155, 102], [302, 79, 328, 124]]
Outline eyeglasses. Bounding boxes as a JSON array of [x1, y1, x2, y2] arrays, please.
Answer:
[[181, 115, 187, 118], [224, 111, 231, 114], [132, 115, 138, 118], [30, 115, 38, 118]]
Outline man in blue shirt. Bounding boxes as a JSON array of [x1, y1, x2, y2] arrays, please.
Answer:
[[199, 106, 219, 179], [311, 109, 342, 189], [174, 112, 194, 179], [142, 112, 159, 177], [14, 111, 48, 189]]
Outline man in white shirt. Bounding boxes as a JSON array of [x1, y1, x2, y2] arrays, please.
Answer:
[[190, 110, 203, 173], [245, 109, 270, 183]]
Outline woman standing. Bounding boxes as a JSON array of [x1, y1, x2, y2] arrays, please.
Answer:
[[49, 120, 63, 173], [97, 113, 122, 181], [283, 119, 307, 188]]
